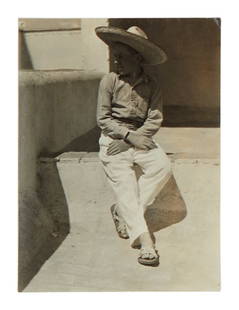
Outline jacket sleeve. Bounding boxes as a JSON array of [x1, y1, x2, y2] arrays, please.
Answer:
[[135, 81, 163, 137], [96, 73, 129, 139]]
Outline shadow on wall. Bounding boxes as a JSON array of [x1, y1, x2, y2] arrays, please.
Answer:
[[19, 31, 33, 69], [18, 71, 102, 291], [41, 126, 101, 158], [19, 161, 70, 291]]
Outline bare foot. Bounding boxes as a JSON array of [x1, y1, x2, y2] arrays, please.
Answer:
[[138, 232, 159, 266], [139, 232, 154, 249]]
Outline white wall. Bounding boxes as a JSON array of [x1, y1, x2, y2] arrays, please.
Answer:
[[23, 18, 109, 73]]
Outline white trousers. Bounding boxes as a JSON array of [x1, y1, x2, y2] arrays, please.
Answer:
[[99, 134, 172, 247]]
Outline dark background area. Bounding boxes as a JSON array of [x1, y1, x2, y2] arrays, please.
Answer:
[[109, 18, 220, 127]]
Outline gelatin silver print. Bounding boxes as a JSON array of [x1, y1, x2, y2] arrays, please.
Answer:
[[18, 18, 220, 292]]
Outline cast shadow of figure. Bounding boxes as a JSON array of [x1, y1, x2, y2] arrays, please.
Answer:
[[144, 174, 187, 233], [134, 165, 187, 247]]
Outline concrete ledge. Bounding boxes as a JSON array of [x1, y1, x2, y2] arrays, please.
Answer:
[[155, 127, 220, 159], [54, 151, 220, 165], [19, 18, 82, 32], [19, 70, 104, 86]]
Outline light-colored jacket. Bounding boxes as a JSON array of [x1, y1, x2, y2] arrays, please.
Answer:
[[97, 71, 163, 139]]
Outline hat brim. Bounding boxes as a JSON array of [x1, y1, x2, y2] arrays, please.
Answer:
[[95, 26, 167, 65]]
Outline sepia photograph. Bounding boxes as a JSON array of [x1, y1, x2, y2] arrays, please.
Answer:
[[18, 17, 220, 292]]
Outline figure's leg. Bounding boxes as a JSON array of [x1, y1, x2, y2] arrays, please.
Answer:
[[110, 204, 129, 239], [99, 146, 149, 247], [135, 144, 172, 212]]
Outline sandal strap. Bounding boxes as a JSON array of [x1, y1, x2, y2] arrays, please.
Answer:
[[111, 205, 129, 238], [140, 247, 157, 257], [111, 205, 126, 231], [117, 222, 127, 232]]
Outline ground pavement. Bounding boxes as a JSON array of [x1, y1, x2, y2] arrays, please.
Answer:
[[24, 128, 220, 292]]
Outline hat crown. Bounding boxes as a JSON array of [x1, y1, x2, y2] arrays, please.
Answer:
[[127, 26, 148, 39]]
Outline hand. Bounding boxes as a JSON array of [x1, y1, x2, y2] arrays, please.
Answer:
[[107, 139, 131, 155], [126, 132, 157, 150]]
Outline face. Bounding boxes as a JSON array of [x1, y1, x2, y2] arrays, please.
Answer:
[[110, 42, 143, 75]]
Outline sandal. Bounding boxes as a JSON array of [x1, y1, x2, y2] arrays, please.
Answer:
[[110, 204, 129, 239], [138, 247, 160, 266]]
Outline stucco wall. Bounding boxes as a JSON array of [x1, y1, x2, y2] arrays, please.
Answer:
[[21, 18, 108, 72], [18, 70, 103, 290]]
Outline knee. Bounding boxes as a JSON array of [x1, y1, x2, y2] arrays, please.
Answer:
[[147, 156, 172, 179], [164, 157, 173, 176], [157, 156, 172, 177]]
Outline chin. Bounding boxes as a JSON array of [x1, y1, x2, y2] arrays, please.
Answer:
[[120, 70, 129, 76], [116, 67, 126, 75]]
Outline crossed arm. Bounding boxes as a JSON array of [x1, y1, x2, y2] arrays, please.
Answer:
[[97, 74, 163, 155]]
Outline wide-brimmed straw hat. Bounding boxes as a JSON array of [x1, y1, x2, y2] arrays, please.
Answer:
[[95, 25, 167, 65]]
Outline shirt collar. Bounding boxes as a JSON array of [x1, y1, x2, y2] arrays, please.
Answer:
[[118, 72, 150, 88]]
